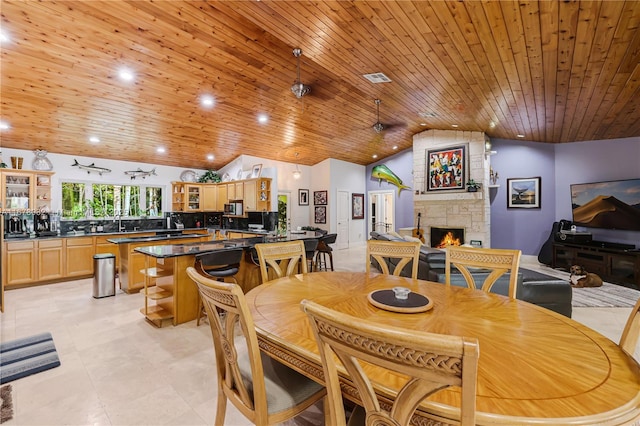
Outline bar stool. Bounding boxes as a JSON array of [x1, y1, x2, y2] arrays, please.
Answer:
[[303, 238, 319, 272], [315, 233, 337, 271], [194, 248, 244, 325]]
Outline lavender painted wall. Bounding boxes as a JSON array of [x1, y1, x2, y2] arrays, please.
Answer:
[[554, 137, 640, 247], [365, 148, 414, 229], [490, 136, 640, 254], [489, 140, 556, 254]]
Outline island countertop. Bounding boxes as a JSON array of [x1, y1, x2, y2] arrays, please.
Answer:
[[134, 231, 319, 258], [107, 232, 214, 244]]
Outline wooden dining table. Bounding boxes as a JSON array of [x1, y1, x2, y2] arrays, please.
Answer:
[[246, 271, 640, 425]]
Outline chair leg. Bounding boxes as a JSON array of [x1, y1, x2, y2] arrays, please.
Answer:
[[328, 251, 334, 271], [196, 294, 206, 326]]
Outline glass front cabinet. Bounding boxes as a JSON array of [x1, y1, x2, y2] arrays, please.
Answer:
[[1, 170, 54, 212]]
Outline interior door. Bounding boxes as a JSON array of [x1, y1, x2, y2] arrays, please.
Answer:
[[336, 190, 349, 249], [368, 190, 395, 234]]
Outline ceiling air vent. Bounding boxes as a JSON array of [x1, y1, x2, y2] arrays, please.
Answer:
[[363, 72, 392, 83], [419, 112, 438, 118]]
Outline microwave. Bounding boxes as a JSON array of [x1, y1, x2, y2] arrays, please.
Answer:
[[224, 200, 243, 216]]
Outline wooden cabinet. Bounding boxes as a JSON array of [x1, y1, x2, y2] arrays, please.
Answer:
[[256, 178, 271, 211], [95, 235, 119, 272], [4, 240, 36, 286], [243, 180, 257, 211], [201, 185, 217, 211], [37, 239, 64, 281], [0, 170, 54, 212], [552, 242, 640, 290], [171, 182, 186, 212], [216, 184, 228, 211], [186, 184, 201, 211], [65, 237, 95, 277], [234, 182, 244, 200]]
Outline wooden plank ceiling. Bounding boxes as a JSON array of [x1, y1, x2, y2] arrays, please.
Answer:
[[1, 1, 639, 170]]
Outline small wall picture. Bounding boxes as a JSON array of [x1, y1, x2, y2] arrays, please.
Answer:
[[251, 164, 262, 178], [298, 189, 309, 206], [314, 206, 326, 224], [507, 177, 541, 209], [426, 145, 466, 191], [314, 190, 327, 205], [352, 193, 364, 219]]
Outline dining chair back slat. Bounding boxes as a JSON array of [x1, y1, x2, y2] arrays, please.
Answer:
[[620, 297, 640, 356], [366, 240, 421, 279], [445, 246, 522, 299], [255, 240, 307, 283], [302, 299, 479, 426]]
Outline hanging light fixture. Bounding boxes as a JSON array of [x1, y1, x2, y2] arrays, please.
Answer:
[[291, 48, 310, 99], [373, 99, 384, 133], [292, 153, 302, 179]]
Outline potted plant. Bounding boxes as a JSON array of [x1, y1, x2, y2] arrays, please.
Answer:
[[466, 179, 481, 192], [198, 169, 221, 183]]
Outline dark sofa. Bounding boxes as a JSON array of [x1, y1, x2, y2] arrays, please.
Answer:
[[369, 231, 572, 317]]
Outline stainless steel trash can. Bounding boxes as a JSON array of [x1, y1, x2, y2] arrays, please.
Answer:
[[93, 253, 115, 298]]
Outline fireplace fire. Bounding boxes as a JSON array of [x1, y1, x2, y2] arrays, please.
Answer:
[[430, 227, 464, 248]]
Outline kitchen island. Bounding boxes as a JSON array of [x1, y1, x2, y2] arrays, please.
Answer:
[[134, 232, 318, 326], [107, 231, 211, 293]]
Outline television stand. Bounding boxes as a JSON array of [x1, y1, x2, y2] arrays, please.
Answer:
[[552, 241, 640, 290]]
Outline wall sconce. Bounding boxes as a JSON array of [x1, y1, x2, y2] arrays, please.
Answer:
[[292, 153, 302, 179], [484, 139, 497, 158]]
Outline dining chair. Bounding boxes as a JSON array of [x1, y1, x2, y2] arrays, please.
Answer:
[[366, 239, 421, 279], [445, 246, 522, 299], [194, 248, 244, 326], [186, 267, 327, 425], [619, 297, 640, 356], [254, 240, 308, 283], [301, 299, 480, 426]]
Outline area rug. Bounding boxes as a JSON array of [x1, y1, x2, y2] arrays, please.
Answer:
[[0, 385, 12, 424], [0, 332, 61, 384], [572, 282, 640, 308]]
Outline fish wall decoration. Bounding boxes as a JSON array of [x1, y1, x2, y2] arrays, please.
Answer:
[[371, 164, 410, 195], [124, 168, 157, 180], [71, 159, 112, 175]]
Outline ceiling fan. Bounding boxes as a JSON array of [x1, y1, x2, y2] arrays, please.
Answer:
[[372, 99, 385, 133]]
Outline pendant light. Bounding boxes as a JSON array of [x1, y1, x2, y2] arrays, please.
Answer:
[[291, 48, 310, 99], [292, 153, 302, 179]]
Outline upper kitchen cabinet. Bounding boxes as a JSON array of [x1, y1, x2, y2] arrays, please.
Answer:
[[1, 170, 54, 212], [171, 182, 186, 212], [244, 178, 271, 212]]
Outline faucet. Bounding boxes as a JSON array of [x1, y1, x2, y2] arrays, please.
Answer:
[[114, 213, 125, 232]]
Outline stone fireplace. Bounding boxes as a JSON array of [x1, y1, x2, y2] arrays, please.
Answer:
[[430, 227, 465, 248], [412, 130, 492, 248]]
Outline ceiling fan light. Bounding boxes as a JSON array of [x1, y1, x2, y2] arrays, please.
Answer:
[[292, 169, 302, 179], [373, 122, 384, 133], [291, 82, 311, 98]]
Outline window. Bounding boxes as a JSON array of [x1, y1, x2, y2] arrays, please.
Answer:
[[61, 181, 163, 219]]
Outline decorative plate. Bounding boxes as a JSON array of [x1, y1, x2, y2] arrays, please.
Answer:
[[237, 169, 243, 180], [180, 170, 197, 182], [222, 172, 231, 182]]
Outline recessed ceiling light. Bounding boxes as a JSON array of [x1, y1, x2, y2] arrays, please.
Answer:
[[372, 154, 378, 159], [392, 145, 398, 150], [257, 114, 269, 124], [89, 136, 100, 143], [489, 121, 497, 129], [420, 123, 427, 126], [206, 154, 214, 161], [0, 121, 10, 130], [517, 134, 525, 138], [0, 31, 9, 43], [156, 147, 166, 153], [451, 124, 459, 128], [200, 95, 215, 108], [118, 67, 135, 82]]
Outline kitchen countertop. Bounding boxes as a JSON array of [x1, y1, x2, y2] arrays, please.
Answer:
[[135, 231, 319, 258]]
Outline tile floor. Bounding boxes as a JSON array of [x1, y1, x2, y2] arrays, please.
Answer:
[[1, 243, 637, 425]]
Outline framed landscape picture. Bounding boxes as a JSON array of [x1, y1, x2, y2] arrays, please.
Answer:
[[314, 206, 326, 224], [352, 193, 364, 219], [314, 190, 327, 205], [507, 177, 541, 209], [298, 189, 309, 206], [426, 145, 466, 191]]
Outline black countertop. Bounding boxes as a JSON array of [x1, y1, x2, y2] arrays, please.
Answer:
[[134, 231, 319, 258]]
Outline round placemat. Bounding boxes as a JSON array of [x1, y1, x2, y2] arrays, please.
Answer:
[[367, 289, 434, 313]]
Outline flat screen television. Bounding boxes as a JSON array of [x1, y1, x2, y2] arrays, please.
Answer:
[[570, 178, 640, 231]]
